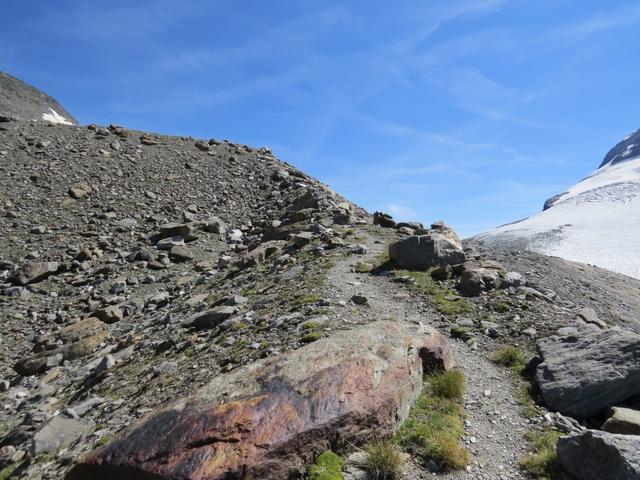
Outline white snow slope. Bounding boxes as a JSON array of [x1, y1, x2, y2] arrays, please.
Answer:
[[41, 107, 74, 125], [474, 156, 640, 279]]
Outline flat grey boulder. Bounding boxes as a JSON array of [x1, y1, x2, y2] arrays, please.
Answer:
[[182, 306, 238, 329], [389, 233, 466, 269], [557, 430, 640, 479], [535, 329, 640, 417], [32, 413, 95, 455]]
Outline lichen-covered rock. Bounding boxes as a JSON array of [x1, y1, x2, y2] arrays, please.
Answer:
[[67, 320, 452, 480]]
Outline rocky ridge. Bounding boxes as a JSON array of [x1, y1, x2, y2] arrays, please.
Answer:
[[2, 78, 640, 480]]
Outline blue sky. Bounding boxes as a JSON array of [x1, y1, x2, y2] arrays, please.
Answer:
[[3, 0, 640, 236]]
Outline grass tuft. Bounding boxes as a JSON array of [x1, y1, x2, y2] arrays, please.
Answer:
[[519, 429, 567, 479], [490, 345, 528, 374], [360, 441, 404, 480], [430, 370, 465, 400], [395, 370, 470, 471]]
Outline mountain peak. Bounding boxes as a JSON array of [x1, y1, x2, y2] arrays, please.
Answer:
[[0, 71, 77, 125], [598, 128, 640, 168]]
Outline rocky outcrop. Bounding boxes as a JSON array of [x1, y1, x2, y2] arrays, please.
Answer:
[[535, 329, 640, 417], [373, 211, 396, 228], [389, 233, 466, 269], [557, 430, 640, 479], [0, 71, 77, 124], [67, 320, 452, 480]]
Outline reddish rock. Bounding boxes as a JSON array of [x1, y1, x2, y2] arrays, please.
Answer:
[[67, 320, 452, 480]]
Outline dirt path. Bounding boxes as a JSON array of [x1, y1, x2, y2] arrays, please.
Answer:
[[325, 227, 529, 479]]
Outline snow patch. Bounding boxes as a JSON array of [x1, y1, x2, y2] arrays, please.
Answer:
[[41, 108, 73, 125], [476, 156, 640, 279]]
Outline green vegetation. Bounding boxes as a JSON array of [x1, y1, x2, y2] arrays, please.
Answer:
[[301, 331, 323, 343], [491, 345, 539, 418], [0, 462, 20, 480], [519, 429, 567, 480], [301, 320, 320, 331], [395, 370, 470, 470], [490, 345, 528, 374], [361, 441, 404, 480], [493, 302, 511, 313], [95, 433, 113, 448], [308, 450, 344, 480], [355, 262, 374, 273], [449, 326, 473, 340], [294, 294, 321, 306], [395, 269, 474, 316], [430, 369, 465, 399]]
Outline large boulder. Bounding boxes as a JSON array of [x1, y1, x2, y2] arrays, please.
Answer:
[[67, 321, 452, 480], [535, 329, 640, 417], [557, 430, 640, 479], [389, 233, 466, 269]]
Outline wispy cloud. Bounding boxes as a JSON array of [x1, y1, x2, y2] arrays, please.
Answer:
[[387, 203, 418, 219]]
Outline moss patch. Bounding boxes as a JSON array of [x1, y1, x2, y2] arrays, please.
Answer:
[[301, 331, 323, 343], [355, 262, 374, 273], [395, 371, 470, 470], [308, 450, 344, 480], [294, 294, 321, 306]]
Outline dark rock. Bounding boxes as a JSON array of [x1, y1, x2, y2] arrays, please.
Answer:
[[194, 141, 210, 152], [91, 306, 123, 324], [373, 211, 395, 228], [557, 430, 640, 479], [182, 306, 237, 329], [169, 245, 193, 262]]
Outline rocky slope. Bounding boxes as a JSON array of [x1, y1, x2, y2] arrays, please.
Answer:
[[0, 72, 76, 125], [2, 77, 640, 480], [474, 131, 640, 280]]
